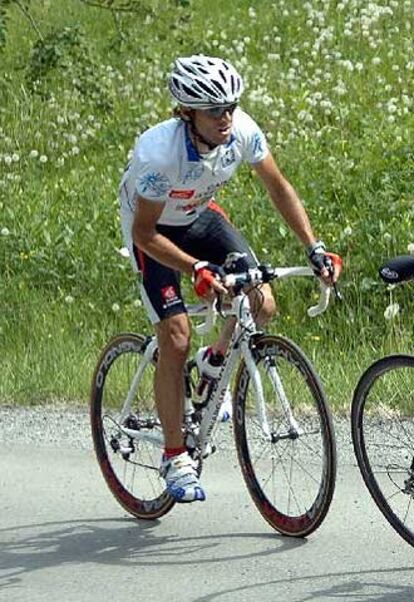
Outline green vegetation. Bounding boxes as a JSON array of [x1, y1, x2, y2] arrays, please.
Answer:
[[1, 0, 413, 408]]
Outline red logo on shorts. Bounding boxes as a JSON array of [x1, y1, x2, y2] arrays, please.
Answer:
[[169, 189, 195, 199], [161, 285, 178, 301]]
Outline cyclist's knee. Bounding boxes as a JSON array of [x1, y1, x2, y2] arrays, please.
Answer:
[[156, 313, 191, 362], [258, 295, 277, 324], [249, 285, 277, 325]]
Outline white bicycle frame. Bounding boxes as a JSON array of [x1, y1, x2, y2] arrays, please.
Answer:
[[115, 266, 331, 456]]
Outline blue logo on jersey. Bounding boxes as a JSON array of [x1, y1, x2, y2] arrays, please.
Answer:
[[182, 164, 204, 184], [252, 133, 264, 156], [139, 172, 170, 197], [221, 148, 236, 168]]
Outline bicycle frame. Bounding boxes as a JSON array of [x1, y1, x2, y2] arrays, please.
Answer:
[[111, 265, 331, 458]]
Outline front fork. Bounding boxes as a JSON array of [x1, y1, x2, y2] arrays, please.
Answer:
[[243, 339, 302, 442]]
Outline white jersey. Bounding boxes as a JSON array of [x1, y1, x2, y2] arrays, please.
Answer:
[[119, 108, 268, 240]]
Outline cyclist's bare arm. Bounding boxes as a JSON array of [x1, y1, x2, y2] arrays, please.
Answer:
[[253, 153, 336, 282], [132, 195, 196, 274], [253, 153, 316, 247], [132, 195, 227, 294]]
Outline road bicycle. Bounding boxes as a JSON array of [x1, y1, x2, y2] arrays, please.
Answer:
[[351, 255, 414, 547], [90, 262, 337, 537]]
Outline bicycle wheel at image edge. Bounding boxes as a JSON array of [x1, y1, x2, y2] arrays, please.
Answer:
[[233, 334, 337, 537], [351, 355, 414, 547], [90, 333, 175, 519]]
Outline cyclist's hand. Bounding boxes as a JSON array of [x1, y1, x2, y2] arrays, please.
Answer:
[[192, 261, 227, 298], [307, 241, 343, 285]]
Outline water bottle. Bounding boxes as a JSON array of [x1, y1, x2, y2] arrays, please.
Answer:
[[194, 346, 224, 403]]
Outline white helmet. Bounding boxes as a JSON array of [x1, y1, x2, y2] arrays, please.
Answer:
[[168, 55, 244, 108]]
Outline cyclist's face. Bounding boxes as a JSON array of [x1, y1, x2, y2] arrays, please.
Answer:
[[192, 105, 236, 146]]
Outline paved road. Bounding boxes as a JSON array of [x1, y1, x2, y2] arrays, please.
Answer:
[[0, 411, 413, 602]]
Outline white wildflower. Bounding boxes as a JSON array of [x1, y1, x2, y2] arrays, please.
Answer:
[[65, 295, 74, 304], [112, 303, 121, 313], [384, 303, 399, 320], [1, 227, 10, 236]]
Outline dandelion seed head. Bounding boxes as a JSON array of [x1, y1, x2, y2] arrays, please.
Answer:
[[384, 303, 399, 320]]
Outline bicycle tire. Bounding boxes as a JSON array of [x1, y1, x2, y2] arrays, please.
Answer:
[[351, 355, 414, 547], [90, 333, 175, 519], [233, 334, 337, 537]]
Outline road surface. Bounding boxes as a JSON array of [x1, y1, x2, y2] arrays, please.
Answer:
[[0, 407, 412, 601]]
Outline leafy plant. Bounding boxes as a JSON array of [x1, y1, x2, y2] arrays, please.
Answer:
[[26, 25, 114, 109], [0, 0, 42, 48]]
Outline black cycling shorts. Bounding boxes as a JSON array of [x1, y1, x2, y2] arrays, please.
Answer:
[[133, 202, 258, 323]]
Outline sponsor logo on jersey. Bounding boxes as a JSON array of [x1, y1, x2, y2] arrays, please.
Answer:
[[169, 189, 195, 199], [139, 172, 171, 197], [252, 133, 265, 156], [182, 164, 205, 184], [221, 147, 236, 168]]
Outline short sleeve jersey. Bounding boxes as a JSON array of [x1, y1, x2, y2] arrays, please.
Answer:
[[119, 108, 268, 227]]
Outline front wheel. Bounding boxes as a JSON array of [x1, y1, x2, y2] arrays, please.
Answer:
[[233, 334, 336, 537], [90, 333, 175, 519], [351, 355, 414, 547]]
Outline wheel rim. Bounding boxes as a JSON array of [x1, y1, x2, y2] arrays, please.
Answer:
[[355, 359, 414, 544], [91, 335, 174, 518], [235, 337, 335, 536]]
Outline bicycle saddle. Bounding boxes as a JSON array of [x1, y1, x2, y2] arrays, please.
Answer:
[[379, 255, 414, 283]]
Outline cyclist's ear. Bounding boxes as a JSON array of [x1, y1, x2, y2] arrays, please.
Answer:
[[178, 107, 193, 122]]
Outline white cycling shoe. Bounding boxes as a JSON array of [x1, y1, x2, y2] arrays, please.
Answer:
[[160, 452, 206, 503]]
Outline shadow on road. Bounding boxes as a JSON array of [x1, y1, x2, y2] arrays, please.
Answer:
[[1, 518, 412, 601], [194, 567, 414, 602], [0, 517, 305, 590]]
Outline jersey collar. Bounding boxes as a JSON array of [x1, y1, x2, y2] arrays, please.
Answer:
[[184, 123, 235, 162]]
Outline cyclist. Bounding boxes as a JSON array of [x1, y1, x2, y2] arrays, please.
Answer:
[[119, 55, 341, 504]]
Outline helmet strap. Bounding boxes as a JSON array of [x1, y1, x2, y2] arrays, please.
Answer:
[[188, 117, 218, 151]]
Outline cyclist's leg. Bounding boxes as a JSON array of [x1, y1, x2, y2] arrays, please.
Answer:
[[180, 204, 277, 422], [155, 312, 190, 450], [132, 246, 189, 445], [132, 244, 205, 502], [248, 283, 277, 327]]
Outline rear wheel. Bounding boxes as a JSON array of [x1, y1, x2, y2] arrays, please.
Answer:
[[351, 355, 414, 547], [90, 333, 175, 519], [234, 334, 336, 537]]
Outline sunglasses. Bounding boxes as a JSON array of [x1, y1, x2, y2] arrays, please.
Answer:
[[202, 103, 238, 118]]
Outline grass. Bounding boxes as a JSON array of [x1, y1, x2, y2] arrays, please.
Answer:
[[0, 0, 414, 410]]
